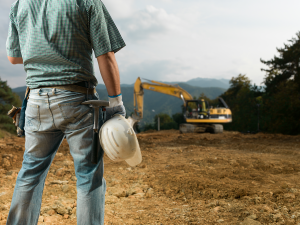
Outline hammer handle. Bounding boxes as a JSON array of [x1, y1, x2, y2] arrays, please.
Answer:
[[94, 108, 99, 131], [91, 131, 99, 164]]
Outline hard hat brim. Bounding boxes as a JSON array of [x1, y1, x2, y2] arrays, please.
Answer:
[[125, 142, 142, 167], [121, 115, 142, 167]]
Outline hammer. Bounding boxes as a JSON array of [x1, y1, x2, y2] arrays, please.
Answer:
[[82, 100, 110, 164]]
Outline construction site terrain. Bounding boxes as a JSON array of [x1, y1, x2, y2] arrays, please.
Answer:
[[0, 130, 300, 225]]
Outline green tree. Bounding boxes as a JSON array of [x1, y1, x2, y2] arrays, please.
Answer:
[[198, 92, 210, 102], [261, 32, 300, 94], [154, 113, 177, 130], [260, 32, 300, 134], [225, 74, 251, 97], [142, 123, 155, 132], [197, 92, 220, 108], [172, 112, 185, 127], [221, 74, 262, 132], [262, 80, 300, 134], [0, 78, 22, 133]]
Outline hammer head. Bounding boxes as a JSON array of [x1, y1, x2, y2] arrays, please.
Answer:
[[81, 100, 110, 108]]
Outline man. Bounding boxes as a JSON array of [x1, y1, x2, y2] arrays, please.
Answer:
[[6, 0, 126, 224]]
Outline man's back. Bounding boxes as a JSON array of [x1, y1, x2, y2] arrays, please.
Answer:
[[7, 0, 125, 88]]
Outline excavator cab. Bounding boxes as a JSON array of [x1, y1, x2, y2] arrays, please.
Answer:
[[185, 99, 209, 119]]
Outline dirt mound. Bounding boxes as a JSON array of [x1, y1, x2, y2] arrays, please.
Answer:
[[140, 129, 157, 134]]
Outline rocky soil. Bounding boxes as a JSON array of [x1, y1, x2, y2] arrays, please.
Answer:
[[0, 130, 300, 224]]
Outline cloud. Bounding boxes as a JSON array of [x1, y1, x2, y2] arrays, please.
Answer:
[[2, 0, 15, 8], [0, 1, 14, 44], [116, 58, 242, 85], [119, 5, 183, 42], [117, 59, 194, 84], [102, 0, 135, 19]]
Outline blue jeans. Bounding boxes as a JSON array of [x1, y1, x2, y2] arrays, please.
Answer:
[[6, 88, 106, 225]]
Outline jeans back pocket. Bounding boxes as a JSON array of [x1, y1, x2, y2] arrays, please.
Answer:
[[58, 100, 93, 129], [25, 103, 40, 132]]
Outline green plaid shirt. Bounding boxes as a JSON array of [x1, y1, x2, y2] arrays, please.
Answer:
[[6, 0, 126, 88]]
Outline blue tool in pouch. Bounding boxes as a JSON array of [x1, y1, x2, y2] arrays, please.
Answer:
[[17, 88, 30, 137]]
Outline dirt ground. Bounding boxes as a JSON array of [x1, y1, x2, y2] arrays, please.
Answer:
[[1, 130, 300, 225]]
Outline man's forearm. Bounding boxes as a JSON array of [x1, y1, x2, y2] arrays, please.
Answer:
[[97, 52, 121, 97]]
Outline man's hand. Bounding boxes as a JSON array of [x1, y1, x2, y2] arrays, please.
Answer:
[[105, 105, 126, 122], [7, 56, 23, 64], [104, 95, 125, 122]]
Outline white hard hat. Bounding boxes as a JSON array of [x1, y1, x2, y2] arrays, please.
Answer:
[[99, 114, 142, 167]]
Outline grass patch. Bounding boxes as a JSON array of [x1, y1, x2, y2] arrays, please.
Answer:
[[0, 130, 5, 139], [0, 129, 12, 139]]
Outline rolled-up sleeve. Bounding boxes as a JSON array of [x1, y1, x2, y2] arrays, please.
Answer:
[[88, 0, 126, 58], [6, 10, 22, 58]]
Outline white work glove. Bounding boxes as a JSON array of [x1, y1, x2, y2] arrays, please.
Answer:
[[105, 95, 126, 122]]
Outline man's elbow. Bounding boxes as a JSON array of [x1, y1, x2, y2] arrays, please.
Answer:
[[7, 56, 23, 64], [10, 60, 18, 65]]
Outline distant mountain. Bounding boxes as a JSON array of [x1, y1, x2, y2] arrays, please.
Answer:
[[185, 77, 230, 89], [127, 77, 231, 89], [12, 79, 229, 127], [96, 84, 134, 89], [11, 86, 27, 93]]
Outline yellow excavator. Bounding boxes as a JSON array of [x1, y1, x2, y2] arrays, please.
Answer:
[[130, 77, 232, 133]]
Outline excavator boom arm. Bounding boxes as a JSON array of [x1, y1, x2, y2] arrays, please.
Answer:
[[133, 77, 193, 120], [141, 83, 193, 101], [133, 77, 144, 119]]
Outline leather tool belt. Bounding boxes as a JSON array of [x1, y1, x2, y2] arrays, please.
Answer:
[[30, 84, 96, 95]]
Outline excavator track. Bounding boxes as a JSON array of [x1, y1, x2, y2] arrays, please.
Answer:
[[179, 123, 223, 134], [209, 124, 223, 134]]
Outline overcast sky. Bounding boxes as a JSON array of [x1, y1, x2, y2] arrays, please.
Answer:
[[1, 0, 300, 88]]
